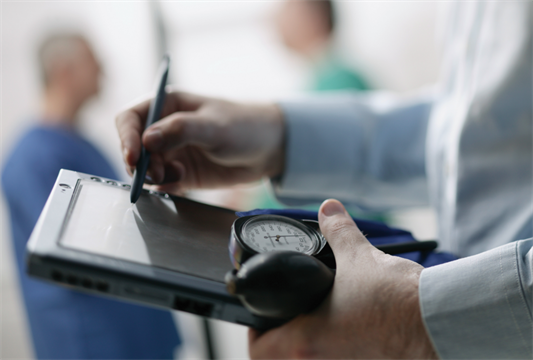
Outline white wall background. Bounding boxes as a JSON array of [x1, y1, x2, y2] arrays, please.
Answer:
[[1, 1, 443, 359]]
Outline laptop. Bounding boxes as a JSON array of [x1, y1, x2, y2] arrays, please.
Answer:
[[26, 169, 283, 330]]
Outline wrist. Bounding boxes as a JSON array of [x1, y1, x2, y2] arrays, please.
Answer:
[[401, 268, 438, 359], [260, 103, 286, 178]]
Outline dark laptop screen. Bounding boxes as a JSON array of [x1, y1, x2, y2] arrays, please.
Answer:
[[60, 180, 237, 283]]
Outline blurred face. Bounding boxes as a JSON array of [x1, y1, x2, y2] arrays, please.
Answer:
[[49, 39, 101, 103], [275, 0, 330, 56], [69, 40, 101, 101]]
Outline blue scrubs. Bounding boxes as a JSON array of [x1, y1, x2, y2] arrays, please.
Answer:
[[2, 125, 181, 359]]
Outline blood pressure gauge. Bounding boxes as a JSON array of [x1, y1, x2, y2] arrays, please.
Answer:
[[229, 215, 327, 269]]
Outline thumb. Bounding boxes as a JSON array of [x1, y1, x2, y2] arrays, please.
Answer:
[[318, 199, 373, 265]]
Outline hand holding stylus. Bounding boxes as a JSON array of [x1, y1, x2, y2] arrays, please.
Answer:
[[116, 91, 285, 196]]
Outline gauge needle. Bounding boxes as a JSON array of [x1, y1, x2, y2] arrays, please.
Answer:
[[264, 235, 302, 238], [265, 235, 302, 242], [264, 235, 283, 242]]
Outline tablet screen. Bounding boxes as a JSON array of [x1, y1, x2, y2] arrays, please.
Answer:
[[60, 180, 237, 283]]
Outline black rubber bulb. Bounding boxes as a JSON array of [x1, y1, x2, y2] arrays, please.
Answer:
[[225, 251, 335, 319]]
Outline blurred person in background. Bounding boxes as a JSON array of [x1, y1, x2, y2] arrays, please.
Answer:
[[264, 0, 385, 221], [1, 32, 180, 359], [276, 0, 370, 92]]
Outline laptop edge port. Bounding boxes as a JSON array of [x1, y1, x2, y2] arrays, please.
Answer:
[[81, 278, 93, 289], [173, 296, 213, 317], [66, 274, 78, 285], [51, 270, 63, 282], [95, 281, 110, 292]]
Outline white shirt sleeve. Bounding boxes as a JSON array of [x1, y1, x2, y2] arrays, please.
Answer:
[[275, 91, 435, 211], [420, 238, 533, 359]]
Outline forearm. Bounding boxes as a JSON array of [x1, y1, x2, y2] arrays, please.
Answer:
[[420, 238, 533, 359], [274, 91, 435, 211]]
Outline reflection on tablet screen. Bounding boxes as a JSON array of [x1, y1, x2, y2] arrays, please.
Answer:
[[60, 180, 237, 283]]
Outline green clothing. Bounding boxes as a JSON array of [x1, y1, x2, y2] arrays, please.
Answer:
[[311, 56, 370, 92]]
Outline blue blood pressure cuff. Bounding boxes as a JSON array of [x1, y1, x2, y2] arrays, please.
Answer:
[[236, 208, 457, 267]]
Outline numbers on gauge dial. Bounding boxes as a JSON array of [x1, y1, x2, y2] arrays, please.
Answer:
[[243, 220, 315, 254]]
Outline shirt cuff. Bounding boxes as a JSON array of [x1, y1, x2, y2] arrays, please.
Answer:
[[419, 239, 533, 359], [272, 92, 432, 209], [273, 97, 366, 205]]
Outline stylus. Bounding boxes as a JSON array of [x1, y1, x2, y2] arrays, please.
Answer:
[[375, 240, 438, 255], [130, 54, 170, 204]]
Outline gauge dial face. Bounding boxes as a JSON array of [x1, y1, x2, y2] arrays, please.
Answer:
[[242, 216, 317, 255]]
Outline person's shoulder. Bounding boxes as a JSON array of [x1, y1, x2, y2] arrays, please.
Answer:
[[2, 125, 67, 179], [1, 127, 36, 192], [21, 125, 86, 156], [23, 124, 71, 142], [11, 125, 55, 147]]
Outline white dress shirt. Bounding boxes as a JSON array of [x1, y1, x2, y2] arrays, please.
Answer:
[[275, 1, 532, 357]]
